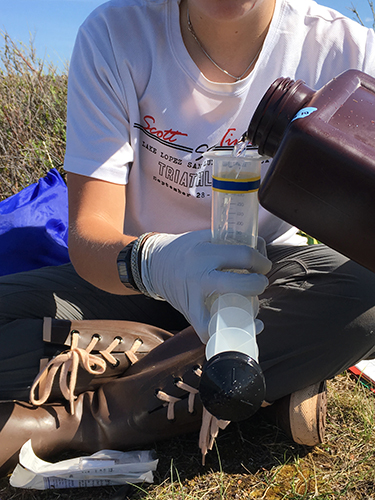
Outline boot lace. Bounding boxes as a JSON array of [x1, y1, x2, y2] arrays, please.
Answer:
[[30, 330, 143, 415], [156, 366, 230, 464]]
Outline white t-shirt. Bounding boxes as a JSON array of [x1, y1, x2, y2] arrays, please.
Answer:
[[64, 0, 375, 243]]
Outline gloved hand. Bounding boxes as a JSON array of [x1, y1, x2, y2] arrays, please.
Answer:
[[140, 230, 271, 343]]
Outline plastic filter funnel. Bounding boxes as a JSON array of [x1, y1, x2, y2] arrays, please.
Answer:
[[199, 147, 266, 422], [206, 293, 259, 360]]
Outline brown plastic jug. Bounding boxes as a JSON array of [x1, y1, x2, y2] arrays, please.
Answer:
[[247, 69, 375, 272]]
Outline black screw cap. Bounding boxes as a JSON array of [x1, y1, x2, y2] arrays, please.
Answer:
[[199, 351, 266, 422]]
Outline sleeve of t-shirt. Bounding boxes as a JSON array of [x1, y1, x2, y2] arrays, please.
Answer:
[[63, 21, 134, 185], [362, 27, 375, 76]]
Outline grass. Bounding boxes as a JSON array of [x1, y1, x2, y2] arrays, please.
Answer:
[[0, 32, 375, 500]]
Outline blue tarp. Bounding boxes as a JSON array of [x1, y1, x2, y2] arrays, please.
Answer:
[[0, 169, 70, 276]]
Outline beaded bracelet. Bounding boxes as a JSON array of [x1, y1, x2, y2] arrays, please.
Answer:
[[130, 232, 157, 297]]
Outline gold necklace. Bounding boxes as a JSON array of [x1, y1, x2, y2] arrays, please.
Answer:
[[186, 5, 262, 82]]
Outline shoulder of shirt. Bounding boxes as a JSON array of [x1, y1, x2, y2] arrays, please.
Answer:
[[75, 0, 172, 45]]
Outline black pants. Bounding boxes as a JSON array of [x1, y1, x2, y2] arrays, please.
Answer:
[[0, 244, 374, 402]]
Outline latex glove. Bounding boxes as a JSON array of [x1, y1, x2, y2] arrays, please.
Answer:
[[141, 230, 271, 343]]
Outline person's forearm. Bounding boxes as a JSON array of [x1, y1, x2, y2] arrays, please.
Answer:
[[68, 215, 138, 295]]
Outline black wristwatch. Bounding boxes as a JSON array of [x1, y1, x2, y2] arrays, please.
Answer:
[[116, 241, 139, 291]]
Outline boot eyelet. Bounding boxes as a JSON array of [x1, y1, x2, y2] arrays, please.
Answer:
[[193, 364, 202, 371], [154, 388, 161, 397], [114, 336, 123, 343], [173, 377, 182, 386], [111, 358, 120, 368], [92, 333, 102, 341], [70, 329, 80, 336], [135, 337, 143, 345]]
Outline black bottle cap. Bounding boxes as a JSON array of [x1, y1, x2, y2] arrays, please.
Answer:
[[247, 77, 313, 157], [199, 351, 266, 422]]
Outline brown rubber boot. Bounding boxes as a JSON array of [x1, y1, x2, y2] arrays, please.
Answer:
[[31, 318, 173, 408], [262, 381, 327, 446], [0, 327, 212, 477]]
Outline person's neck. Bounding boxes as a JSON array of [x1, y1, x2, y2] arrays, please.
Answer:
[[180, 0, 276, 83]]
